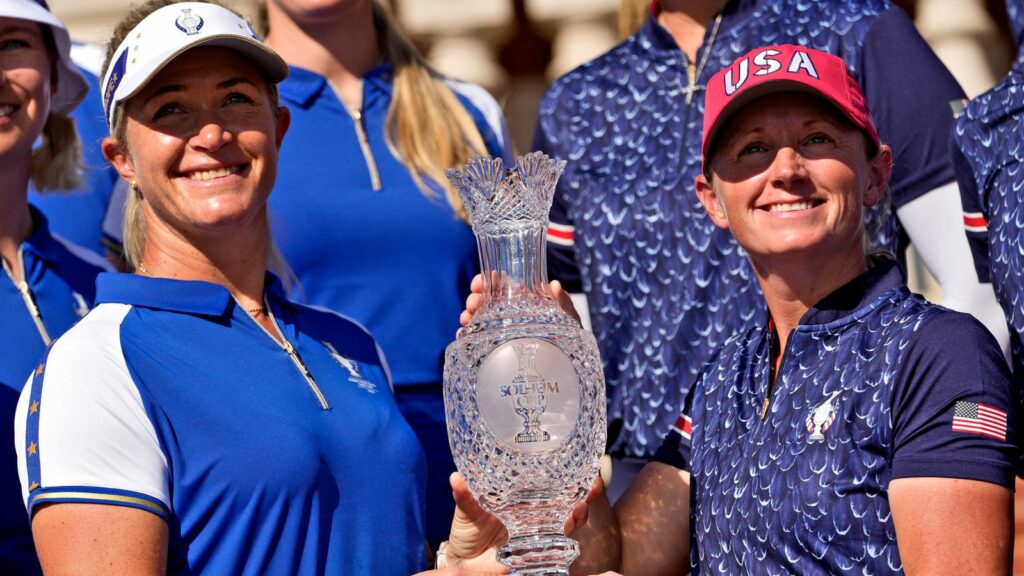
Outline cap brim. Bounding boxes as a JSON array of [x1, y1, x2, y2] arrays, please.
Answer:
[[703, 79, 845, 162], [115, 34, 290, 107]]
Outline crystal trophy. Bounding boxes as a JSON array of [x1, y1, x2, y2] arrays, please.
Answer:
[[444, 153, 607, 575]]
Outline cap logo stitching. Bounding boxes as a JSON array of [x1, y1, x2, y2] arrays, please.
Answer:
[[175, 8, 204, 36], [724, 48, 820, 95]]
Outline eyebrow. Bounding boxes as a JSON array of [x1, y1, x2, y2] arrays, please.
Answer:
[[143, 76, 260, 105], [0, 24, 41, 37]]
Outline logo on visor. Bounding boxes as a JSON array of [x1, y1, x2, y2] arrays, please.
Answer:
[[175, 8, 204, 35]]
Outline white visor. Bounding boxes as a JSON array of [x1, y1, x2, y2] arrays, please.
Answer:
[[0, 0, 89, 116], [101, 2, 288, 132]]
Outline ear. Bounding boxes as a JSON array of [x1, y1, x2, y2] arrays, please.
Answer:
[[696, 173, 730, 229], [274, 105, 291, 149], [863, 144, 893, 208], [101, 136, 137, 183]]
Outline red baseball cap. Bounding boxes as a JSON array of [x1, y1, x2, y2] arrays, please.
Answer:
[[701, 44, 879, 173]]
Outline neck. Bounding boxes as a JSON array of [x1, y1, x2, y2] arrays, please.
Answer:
[[657, 0, 728, 60], [265, 1, 379, 108], [0, 161, 35, 277], [752, 247, 868, 349], [139, 209, 271, 313]]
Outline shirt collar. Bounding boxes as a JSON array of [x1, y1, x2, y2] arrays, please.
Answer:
[[279, 62, 395, 108], [95, 272, 289, 317], [797, 260, 905, 328]]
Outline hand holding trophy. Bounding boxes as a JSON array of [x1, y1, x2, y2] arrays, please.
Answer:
[[443, 153, 607, 575]]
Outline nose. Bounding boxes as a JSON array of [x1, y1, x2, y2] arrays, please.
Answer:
[[188, 118, 234, 152], [769, 147, 808, 188]]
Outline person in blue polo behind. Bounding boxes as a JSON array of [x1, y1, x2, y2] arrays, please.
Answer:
[[257, 0, 511, 549], [440, 44, 1019, 575], [15, 2, 427, 574], [0, 1, 111, 573]]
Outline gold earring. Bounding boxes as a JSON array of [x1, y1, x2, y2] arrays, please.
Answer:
[[130, 181, 139, 195]]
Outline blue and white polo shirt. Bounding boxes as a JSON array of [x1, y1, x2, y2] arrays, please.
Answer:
[[654, 262, 1017, 574], [15, 273, 428, 575]]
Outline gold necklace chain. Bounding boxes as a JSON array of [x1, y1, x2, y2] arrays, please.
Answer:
[[138, 262, 266, 316], [683, 13, 724, 104]]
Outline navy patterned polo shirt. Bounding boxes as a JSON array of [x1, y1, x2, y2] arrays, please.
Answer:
[[654, 262, 1017, 574], [534, 0, 967, 458]]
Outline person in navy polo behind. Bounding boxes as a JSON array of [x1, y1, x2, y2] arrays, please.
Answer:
[[0, 1, 112, 573], [443, 45, 1019, 575], [953, 0, 1024, 384], [15, 2, 427, 574]]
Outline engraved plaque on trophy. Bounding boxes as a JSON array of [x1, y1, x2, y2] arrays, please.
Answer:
[[444, 153, 607, 575]]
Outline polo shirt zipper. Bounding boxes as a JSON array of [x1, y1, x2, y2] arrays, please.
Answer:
[[761, 328, 793, 420], [243, 298, 331, 410], [3, 247, 52, 346], [330, 81, 383, 192]]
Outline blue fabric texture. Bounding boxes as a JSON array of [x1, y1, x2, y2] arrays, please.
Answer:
[[0, 208, 108, 576], [45, 272, 429, 575], [653, 262, 1016, 574], [269, 63, 507, 546], [952, 0, 1024, 381], [534, 0, 966, 458]]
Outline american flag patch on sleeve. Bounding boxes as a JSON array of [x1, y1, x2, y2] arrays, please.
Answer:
[[952, 401, 1007, 441], [671, 415, 693, 441]]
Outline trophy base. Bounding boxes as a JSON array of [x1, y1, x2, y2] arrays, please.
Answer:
[[498, 533, 579, 575]]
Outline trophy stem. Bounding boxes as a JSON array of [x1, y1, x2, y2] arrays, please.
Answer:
[[498, 532, 580, 575]]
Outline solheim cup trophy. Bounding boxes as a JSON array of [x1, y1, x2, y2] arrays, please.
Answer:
[[444, 153, 607, 575]]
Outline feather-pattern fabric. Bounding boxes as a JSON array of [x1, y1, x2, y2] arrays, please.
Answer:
[[536, 0, 903, 457]]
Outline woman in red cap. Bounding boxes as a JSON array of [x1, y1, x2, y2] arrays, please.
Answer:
[[446, 45, 1017, 576]]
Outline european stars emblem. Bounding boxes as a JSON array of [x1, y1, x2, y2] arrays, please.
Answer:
[[29, 401, 39, 415], [27, 442, 37, 457], [29, 482, 38, 492]]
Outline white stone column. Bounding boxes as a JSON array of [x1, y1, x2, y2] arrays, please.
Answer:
[[916, 0, 1002, 97]]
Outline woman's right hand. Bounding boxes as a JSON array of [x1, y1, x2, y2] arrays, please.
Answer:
[[458, 275, 581, 333]]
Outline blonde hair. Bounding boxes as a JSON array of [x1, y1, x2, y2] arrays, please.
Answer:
[[619, 0, 651, 40], [259, 1, 490, 222], [30, 26, 83, 192], [30, 115, 84, 191]]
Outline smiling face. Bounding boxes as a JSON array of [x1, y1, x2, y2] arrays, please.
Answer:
[[0, 17, 52, 168], [696, 92, 892, 268], [104, 46, 289, 243]]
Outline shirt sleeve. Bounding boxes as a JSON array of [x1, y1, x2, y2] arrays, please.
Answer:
[[14, 306, 170, 521], [652, 372, 699, 471], [950, 142, 992, 283], [889, 311, 1017, 487], [533, 88, 583, 292], [858, 7, 966, 207]]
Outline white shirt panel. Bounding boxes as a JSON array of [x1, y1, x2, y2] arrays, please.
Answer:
[[16, 303, 169, 512]]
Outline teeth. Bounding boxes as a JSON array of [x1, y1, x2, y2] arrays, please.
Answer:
[[0, 105, 14, 116], [769, 201, 813, 213], [188, 166, 241, 181]]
